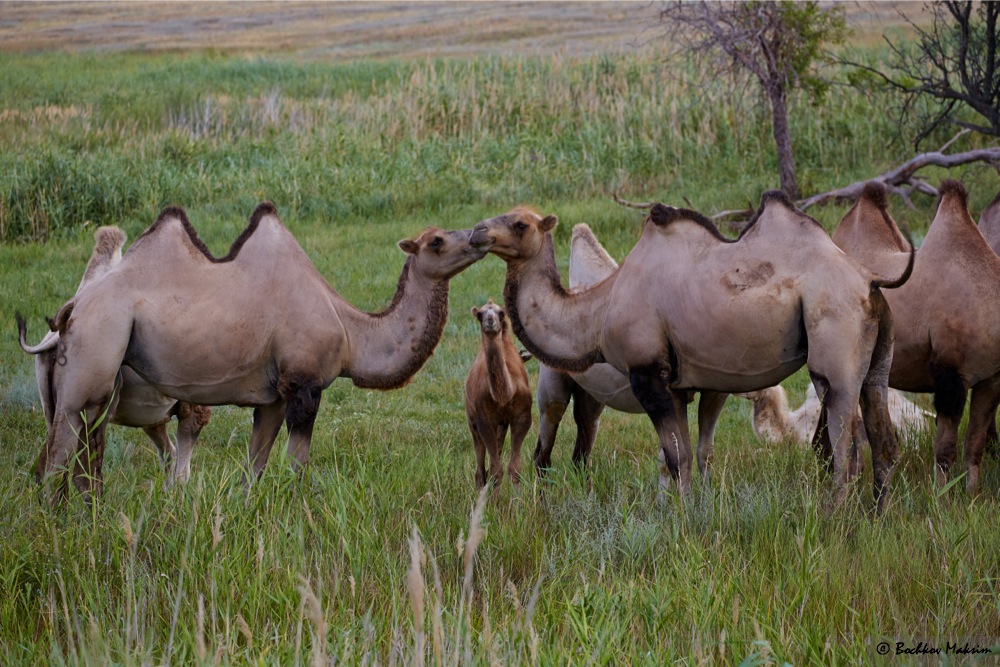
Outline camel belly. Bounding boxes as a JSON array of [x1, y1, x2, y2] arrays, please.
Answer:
[[674, 356, 805, 393], [570, 364, 644, 413]]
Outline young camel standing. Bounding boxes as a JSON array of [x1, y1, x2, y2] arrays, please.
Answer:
[[465, 300, 533, 489]]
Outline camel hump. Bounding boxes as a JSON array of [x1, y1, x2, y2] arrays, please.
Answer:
[[649, 203, 682, 226], [154, 205, 191, 227], [860, 181, 888, 209], [760, 189, 793, 208], [569, 223, 618, 290], [250, 201, 279, 226], [938, 179, 968, 208], [80, 226, 127, 288]]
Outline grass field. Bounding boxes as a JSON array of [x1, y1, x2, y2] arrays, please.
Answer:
[[1, 3, 999, 665]]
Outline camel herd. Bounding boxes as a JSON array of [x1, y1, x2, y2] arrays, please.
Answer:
[[16, 180, 999, 508]]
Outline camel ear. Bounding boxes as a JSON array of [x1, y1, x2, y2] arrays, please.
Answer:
[[539, 215, 558, 233], [471, 306, 480, 319], [398, 239, 419, 255]]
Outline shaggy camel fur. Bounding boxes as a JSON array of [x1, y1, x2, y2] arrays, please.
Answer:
[[471, 193, 912, 508], [742, 384, 931, 447], [535, 223, 728, 476], [35, 203, 485, 502], [465, 300, 533, 488], [17, 226, 211, 483], [977, 187, 1000, 255], [832, 180, 1000, 491]]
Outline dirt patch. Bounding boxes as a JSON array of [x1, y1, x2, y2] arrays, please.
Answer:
[[0, 1, 920, 59]]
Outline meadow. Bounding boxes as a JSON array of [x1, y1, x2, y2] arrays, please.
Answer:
[[0, 23, 999, 666]]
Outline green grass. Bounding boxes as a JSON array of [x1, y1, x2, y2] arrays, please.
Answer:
[[0, 48, 998, 665]]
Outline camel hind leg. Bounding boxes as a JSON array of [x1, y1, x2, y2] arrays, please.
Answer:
[[860, 303, 901, 511], [695, 391, 728, 483], [570, 386, 605, 470], [930, 364, 968, 489], [534, 367, 573, 472], [170, 403, 212, 485], [142, 423, 175, 470]]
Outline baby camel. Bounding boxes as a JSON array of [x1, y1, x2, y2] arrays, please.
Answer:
[[465, 300, 533, 489]]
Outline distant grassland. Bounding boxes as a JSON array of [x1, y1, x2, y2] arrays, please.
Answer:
[[0, 38, 999, 667]]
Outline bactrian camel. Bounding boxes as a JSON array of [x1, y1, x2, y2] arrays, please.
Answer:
[[471, 192, 913, 508], [742, 383, 931, 447], [464, 300, 533, 488], [535, 223, 728, 477], [17, 226, 211, 483], [36, 202, 485, 502], [832, 180, 1000, 492]]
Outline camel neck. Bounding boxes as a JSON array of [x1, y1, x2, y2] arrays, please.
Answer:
[[342, 257, 451, 390], [482, 332, 516, 405], [504, 234, 612, 373]]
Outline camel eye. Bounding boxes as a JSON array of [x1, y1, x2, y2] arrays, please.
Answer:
[[513, 221, 528, 232], [429, 236, 443, 249], [498, 310, 505, 319]]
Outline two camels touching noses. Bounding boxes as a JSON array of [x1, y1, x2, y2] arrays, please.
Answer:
[[30, 202, 487, 503], [470, 191, 914, 510]]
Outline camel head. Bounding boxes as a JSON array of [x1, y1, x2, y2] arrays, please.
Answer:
[[471, 299, 507, 336], [469, 207, 558, 263], [397, 226, 487, 280]]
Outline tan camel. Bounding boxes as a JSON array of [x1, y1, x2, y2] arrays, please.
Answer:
[[742, 384, 931, 447], [471, 192, 912, 508], [977, 187, 1000, 255], [535, 223, 728, 476], [464, 300, 533, 488], [832, 180, 1000, 491], [17, 226, 211, 483], [36, 202, 486, 502]]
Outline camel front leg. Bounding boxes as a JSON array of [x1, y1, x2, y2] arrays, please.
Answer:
[[930, 366, 968, 489], [824, 388, 863, 508], [629, 364, 692, 498], [285, 382, 323, 471], [508, 411, 532, 485], [489, 423, 508, 487], [695, 391, 728, 482], [247, 401, 287, 481], [170, 403, 212, 485], [964, 376, 1000, 493], [469, 417, 489, 489]]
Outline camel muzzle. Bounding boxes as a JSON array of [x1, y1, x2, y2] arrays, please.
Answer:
[[469, 225, 495, 251]]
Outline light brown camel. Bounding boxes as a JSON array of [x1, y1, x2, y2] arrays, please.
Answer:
[[35, 202, 486, 502], [464, 300, 533, 488], [17, 226, 211, 483], [470, 192, 912, 508], [535, 223, 728, 477], [742, 384, 931, 447], [977, 187, 1000, 255], [832, 180, 1000, 491]]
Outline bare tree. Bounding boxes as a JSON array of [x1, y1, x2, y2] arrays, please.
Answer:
[[847, 1, 999, 149], [659, 1, 847, 199]]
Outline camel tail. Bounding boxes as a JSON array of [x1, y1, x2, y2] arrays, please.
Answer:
[[871, 230, 916, 290], [16, 313, 60, 355]]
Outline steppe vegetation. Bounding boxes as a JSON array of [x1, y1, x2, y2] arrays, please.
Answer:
[[0, 4, 997, 664]]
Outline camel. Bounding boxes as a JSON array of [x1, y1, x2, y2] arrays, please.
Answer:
[[535, 223, 728, 477], [470, 192, 912, 508], [464, 300, 533, 488], [832, 180, 1000, 492], [35, 202, 486, 502], [17, 226, 211, 483], [741, 384, 931, 447], [977, 187, 1000, 255]]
